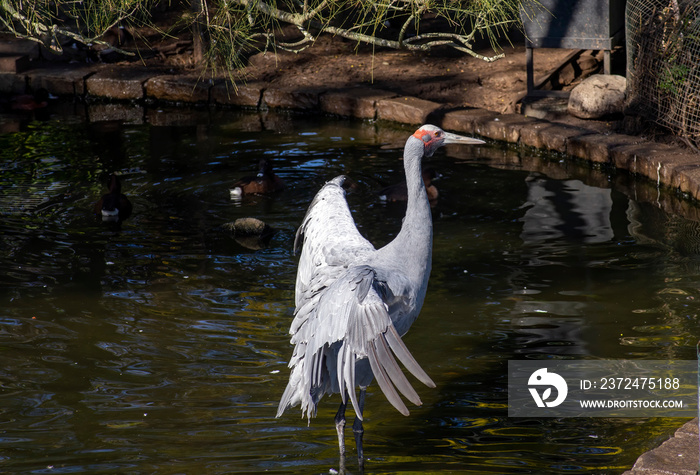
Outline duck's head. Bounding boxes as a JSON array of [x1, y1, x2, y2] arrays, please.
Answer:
[[257, 158, 273, 178]]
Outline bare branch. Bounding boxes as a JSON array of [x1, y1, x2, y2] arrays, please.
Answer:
[[235, 0, 510, 61], [0, 0, 137, 55]]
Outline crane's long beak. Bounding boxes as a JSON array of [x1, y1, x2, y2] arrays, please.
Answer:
[[443, 131, 486, 145]]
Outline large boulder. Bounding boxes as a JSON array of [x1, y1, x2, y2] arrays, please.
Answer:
[[568, 74, 627, 119]]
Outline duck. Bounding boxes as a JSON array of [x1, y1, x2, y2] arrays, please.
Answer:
[[379, 167, 441, 205], [10, 88, 50, 111], [94, 173, 132, 222], [229, 158, 285, 199]]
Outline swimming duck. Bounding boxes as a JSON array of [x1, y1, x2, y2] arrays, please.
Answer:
[[94, 173, 132, 222], [379, 167, 441, 205], [10, 88, 50, 111], [229, 158, 285, 199]]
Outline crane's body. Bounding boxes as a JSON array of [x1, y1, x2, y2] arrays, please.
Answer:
[[276, 125, 484, 471]]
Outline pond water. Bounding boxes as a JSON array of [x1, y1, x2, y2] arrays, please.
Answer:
[[0, 108, 698, 474]]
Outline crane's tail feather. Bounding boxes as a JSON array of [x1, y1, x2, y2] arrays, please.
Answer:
[[367, 341, 410, 416], [345, 347, 360, 420], [276, 372, 300, 418], [373, 333, 422, 406], [337, 341, 347, 403], [385, 324, 436, 388], [336, 339, 360, 420], [276, 343, 321, 421]]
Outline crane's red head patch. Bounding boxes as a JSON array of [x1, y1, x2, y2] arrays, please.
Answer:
[[412, 128, 442, 145]]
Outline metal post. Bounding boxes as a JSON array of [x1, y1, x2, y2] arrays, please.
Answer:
[[526, 46, 534, 95]]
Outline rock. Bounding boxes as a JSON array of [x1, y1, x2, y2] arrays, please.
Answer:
[[568, 74, 626, 119], [262, 87, 320, 110], [0, 55, 31, 73], [222, 217, 277, 250], [211, 82, 264, 108], [576, 52, 600, 77], [320, 88, 397, 119], [622, 418, 699, 475], [146, 75, 211, 103], [376, 96, 441, 125]]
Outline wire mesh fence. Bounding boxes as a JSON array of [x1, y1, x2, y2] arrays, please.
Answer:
[[626, 0, 700, 147]]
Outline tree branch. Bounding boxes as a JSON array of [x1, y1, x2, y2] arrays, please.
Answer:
[[238, 0, 506, 61], [0, 0, 136, 55]]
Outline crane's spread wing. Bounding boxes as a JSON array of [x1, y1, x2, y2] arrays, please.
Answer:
[[277, 265, 435, 420], [293, 176, 375, 307]]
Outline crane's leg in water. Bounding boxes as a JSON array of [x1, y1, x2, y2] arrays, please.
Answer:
[[353, 388, 367, 471], [335, 397, 348, 473]]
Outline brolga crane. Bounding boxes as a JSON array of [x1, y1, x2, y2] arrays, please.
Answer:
[[276, 124, 485, 471]]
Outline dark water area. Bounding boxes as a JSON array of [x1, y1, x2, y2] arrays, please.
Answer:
[[0, 108, 698, 473]]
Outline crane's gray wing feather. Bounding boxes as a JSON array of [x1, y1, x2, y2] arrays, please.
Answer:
[[294, 176, 375, 307], [277, 265, 435, 420]]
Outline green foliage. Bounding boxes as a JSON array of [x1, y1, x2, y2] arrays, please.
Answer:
[[205, 1, 258, 71], [0, 0, 156, 53], [0, 0, 531, 69], [659, 63, 690, 95], [202, 0, 530, 70], [65, 0, 157, 38]]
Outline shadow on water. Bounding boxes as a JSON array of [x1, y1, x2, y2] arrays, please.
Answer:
[[0, 105, 698, 473]]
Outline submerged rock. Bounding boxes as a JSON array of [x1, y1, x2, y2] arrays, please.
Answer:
[[222, 217, 277, 250]]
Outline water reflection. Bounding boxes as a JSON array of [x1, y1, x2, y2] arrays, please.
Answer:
[[521, 174, 613, 244], [0, 109, 697, 473]]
